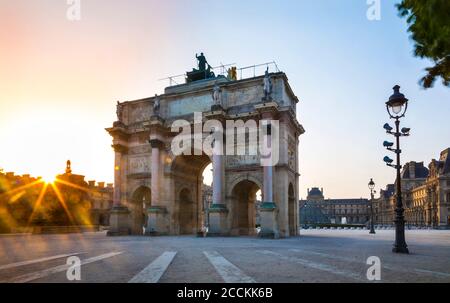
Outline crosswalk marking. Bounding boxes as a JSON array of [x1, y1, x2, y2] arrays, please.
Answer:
[[262, 250, 364, 281], [289, 248, 450, 279], [1, 252, 123, 283], [0, 253, 84, 271], [203, 251, 255, 283], [128, 251, 177, 283]]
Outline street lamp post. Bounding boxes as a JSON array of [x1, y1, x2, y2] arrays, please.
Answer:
[[368, 178, 376, 234], [383, 85, 410, 254]]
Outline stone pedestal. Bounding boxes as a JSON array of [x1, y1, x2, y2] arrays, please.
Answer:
[[259, 202, 279, 239], [207, 204, 228, 236], [107, 206, 130, 236], [145, 206, 168, 236], [210, 104, 224, 112]]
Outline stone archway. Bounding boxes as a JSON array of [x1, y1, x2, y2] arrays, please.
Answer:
[[129, 186, 151, 235], [107, 66, 305, 238], [230, 180, 261, 236]]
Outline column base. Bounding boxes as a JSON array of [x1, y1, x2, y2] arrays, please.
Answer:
[[258, 202, 280, 239], [144, 206, 169, 236], [207, 204, 229, 237], [107, 206, 130, 236]]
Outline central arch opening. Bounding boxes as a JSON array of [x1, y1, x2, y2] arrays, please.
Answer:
[[178, 188, 194, 234], [171, 154, 211, 235], [231, 180, 261, 236]]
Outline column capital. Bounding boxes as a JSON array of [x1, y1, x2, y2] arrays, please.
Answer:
[[106, 125, 130, 140], [149, 139, 165, 149], [112, 144, 128, 154]]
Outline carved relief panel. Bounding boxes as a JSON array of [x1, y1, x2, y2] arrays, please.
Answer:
[[128, 156, 151, 174]]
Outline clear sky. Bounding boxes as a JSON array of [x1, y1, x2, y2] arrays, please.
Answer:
[[0, 0, 449, 199]]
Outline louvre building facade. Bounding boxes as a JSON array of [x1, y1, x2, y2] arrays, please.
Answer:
[[299, 188, 369, 226], [373, 148, 450, 229]]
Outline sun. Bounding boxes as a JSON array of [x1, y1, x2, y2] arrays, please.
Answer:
[[41, 173, 56, 184]]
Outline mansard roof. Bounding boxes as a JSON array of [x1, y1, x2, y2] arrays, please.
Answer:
[[401, 161, 429, 179], [382, 184, 395, 198], [308, 187, 323, 197]]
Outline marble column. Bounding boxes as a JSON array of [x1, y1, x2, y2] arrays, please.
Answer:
[[145, 139, 167, 235], [212, 136, 223, 206], [151, 141, 161, 206], [259, 120, 279, 238], [254, 102, 280, 238], [107, 144, 130, 236], [208, 128, 228, 236], [262, 125, 274, 204], [113, 148, 123, 208]]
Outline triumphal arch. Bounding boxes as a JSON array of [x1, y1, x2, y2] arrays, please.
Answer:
[[107, 55, 305, 238]]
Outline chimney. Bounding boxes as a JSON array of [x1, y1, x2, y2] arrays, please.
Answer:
[[98, 182, 105, 188], [88, 181, 96, 187], [107, 183, 113, 189]]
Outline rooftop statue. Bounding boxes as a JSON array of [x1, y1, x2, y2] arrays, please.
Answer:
[[66, 160, 72, 174], [227, 66, 237, 81], [186, 53, 215, 83], [196, 52, 208, 71]]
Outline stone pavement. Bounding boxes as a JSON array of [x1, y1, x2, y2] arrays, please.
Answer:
[[0, 230, 449, 283]]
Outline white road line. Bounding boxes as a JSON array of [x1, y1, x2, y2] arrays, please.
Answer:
[[2, 251, 123, 283], [262, 250, 364, 281], [0, 253, 84, 271], [128, 251, 177, 283], [204, 251, 255, 283], [289, 249, 450, 279]]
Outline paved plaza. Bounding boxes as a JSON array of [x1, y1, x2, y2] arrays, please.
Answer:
[[0, 230, 449, 283]]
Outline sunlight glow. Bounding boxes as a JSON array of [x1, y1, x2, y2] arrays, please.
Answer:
[[50, 183, 75, 225], [27, 182, 48, 226], [41, 174, 56, 184]]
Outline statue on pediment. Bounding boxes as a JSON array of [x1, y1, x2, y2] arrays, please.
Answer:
[[116, 101, 123, 121], [187, 53, 215, 83], [263, 67, 273, 100], [153, 94, 160, 116], [212, 83, 222, 106]]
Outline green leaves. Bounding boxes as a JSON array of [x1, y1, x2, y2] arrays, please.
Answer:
[[397, 0, 450, 88]]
